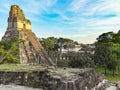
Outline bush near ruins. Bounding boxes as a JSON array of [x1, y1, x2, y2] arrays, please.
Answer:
[[0, 37, 20, 64], [68, 53, 94, 68]]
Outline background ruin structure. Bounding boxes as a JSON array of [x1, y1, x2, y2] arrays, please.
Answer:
[[2, 5, 54, 65]]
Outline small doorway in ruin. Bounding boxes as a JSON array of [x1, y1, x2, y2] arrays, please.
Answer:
[[23, 24, 26, 29]]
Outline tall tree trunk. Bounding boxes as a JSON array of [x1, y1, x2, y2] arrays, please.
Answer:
[[104, 66, 107, 75], [112, 69, 115, 76]]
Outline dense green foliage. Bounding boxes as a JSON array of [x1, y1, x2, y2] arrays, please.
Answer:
[[40, 37, 79, 52], [40, 38, 55, 52], [94, 31, 120, 76], [0, 37, 20, 64], [69, 53, 94, 68], [57, 60, 69, 67], [94, 43, 112, 75]]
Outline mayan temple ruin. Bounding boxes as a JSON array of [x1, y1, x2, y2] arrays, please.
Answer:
[[2, 5, 54, 65]]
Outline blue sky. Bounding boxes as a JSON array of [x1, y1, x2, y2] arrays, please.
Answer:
[[0, 0, 120, 43]]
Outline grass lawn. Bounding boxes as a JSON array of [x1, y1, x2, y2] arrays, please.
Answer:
[[0, 64, 47, 71], [95, 66, 120, 82]]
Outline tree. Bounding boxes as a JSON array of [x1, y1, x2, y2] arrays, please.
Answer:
[[40, 38, 55, 52], [107, 44, 120, 76], [107, 54, 118, 76], [97, 32, 115, 43], [81, 43, 88, 48], [112, 32, 120, 44], [95, 31, 120, 75], [94, 43, 112, 75]]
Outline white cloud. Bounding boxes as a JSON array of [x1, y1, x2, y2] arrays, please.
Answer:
[[97, 1, 120, 14], [21, 0, 57, 14], [69, 0, 87, 12]]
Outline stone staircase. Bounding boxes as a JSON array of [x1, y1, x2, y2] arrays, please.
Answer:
[[18, 30, 54, 65]]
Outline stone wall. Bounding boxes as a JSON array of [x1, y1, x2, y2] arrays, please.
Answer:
[[0, 68, 107, 90]]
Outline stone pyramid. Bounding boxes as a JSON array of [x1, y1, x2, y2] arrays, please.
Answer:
[[2, 5, 54, 66]]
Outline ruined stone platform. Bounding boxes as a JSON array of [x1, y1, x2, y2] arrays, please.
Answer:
[[0, 64, 108, 90]]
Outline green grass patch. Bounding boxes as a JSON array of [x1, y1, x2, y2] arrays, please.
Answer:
[[0, 64, 47, 71], [106, 75, 120, 82], [95, 66, 120, 82]]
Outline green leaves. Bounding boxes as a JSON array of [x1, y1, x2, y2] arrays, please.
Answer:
[[40, 37, 79, 52], [40, 38, 55, 52], [94, 43, 112, 66], [97, 31, 120, 44], [97, 32, 114, 43], [0, 37, 20, 64], [69, 53, 94, 68]]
